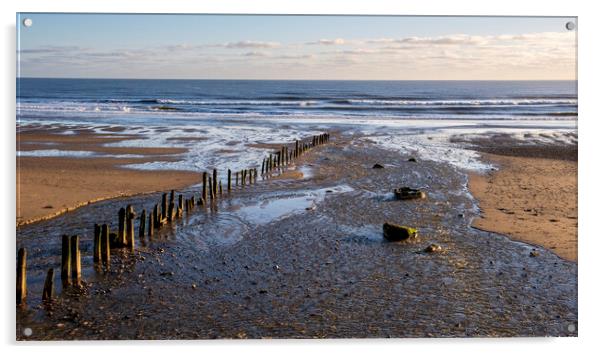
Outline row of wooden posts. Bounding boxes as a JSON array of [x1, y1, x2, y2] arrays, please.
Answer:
[[16, 132, 330, 306]]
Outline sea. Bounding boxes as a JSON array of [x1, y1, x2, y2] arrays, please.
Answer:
[[17, 79, 578, 172]]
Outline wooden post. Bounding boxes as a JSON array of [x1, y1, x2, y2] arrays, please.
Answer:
[[261, 159, 265, 175], [241, 170, 245, 186], [212, 169, 218, 198], [295, 140, 299, 158], [235, 171, 239, 186], [118, 207, 126, 245], [268, 154, 272, 172], [168, 202, 174, 222], [219, 180, 223, 196], [202, 171, 208, 202], [70, 235, 81, 286], [16, 248, 26, 305], [178, 194, 183, 212], [227, 169, 232, 191], [139, 209, 146, 238], [126, 205, 134, 248], [101, 224, 110, 265], [148, 209, 154, 238], [208, 177, 214, 200], [42, 268, 54, 302], [153, 204, 159, 229], [93, 224, 101, 263], [61, 235, 71, 286], [161, 193, 168, 220]]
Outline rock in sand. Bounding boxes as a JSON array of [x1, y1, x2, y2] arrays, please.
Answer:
[[383, 222, 418, 241], [393, 187, 426, 200]]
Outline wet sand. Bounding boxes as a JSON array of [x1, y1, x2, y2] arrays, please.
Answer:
[[468, 143, 577, 261], [17, 126, 200, 226], [16, 136, 577, 339]]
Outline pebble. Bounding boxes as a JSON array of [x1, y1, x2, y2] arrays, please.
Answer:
[[424, 244, 443, 253]]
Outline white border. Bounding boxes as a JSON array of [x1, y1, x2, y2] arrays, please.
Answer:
[[2, 1, 601, 353]]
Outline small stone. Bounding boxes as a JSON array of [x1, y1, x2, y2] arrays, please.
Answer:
[[273, 265, 280, 271], [372, 163, 384, 169], [529, 251, 540, 257], [424, 244, 443, 253], [192, 284, 197, 289], [408, 157, 417, 162], [458, 213, 465, 218]]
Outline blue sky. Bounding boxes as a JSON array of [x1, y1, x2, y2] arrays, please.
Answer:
[[17, 14, 577, 80]]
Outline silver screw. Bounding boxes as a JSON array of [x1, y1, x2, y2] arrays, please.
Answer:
[[567, 323, 576, 333], [23, 327, 32, 336], [566, 21, 575, 31], [23, 18, 33, 27]]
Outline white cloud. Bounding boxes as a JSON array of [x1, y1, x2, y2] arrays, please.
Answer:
[[220, 41, 280, 49], [306, 38, 346, 45]]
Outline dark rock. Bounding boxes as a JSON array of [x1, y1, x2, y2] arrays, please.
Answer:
[[372, 163, 385, 169], [529, 251, 540, 257], [408, 157, 417, 162], [393, 187, 426, 200], [424, 244, 443, 253], [383, 222, 418, 241]]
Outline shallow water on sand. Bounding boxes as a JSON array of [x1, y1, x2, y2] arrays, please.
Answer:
[[16, 139, 577, 339]]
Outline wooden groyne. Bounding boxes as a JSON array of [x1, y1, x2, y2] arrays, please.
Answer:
[[15, 132, 331, 305]]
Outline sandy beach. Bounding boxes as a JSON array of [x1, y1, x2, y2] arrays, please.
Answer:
[[17, 125, 201, 226], [468, 141, 577, 261], [16, 133, 577, 339]]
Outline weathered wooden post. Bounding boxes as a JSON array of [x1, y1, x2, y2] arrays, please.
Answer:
[[70, 235, 81, 286], [268, 154, 273, 172], [148, 209, 154, 238], [170, 189, 175, 205], [16, 248, 26, 305], [168, 202, 175, 222], [241, 170, 246, 186], [219, 180, 223, 196], [61, 235, 71, 286], [261, 159, 265, 175], [139, 209, 146, 238], [161, 193, 168, 220], [93, 224, 101, 263], [235, 171, 239, 186], [295, 140, 299, 158], [212, 169, 218, 198], [118, 207, 126, 245], [126, 205, 135, 248], [42, 268, 54, 302], [208, 176, 214, 200], [227, 169, 232, 191], [153, 204, 159, 229], [202, 171, 208, 202], [101, 224, 110, 265], [178, 194, 183, 211]]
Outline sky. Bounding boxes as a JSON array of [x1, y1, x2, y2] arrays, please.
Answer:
[[16, 14, 577, 80]]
